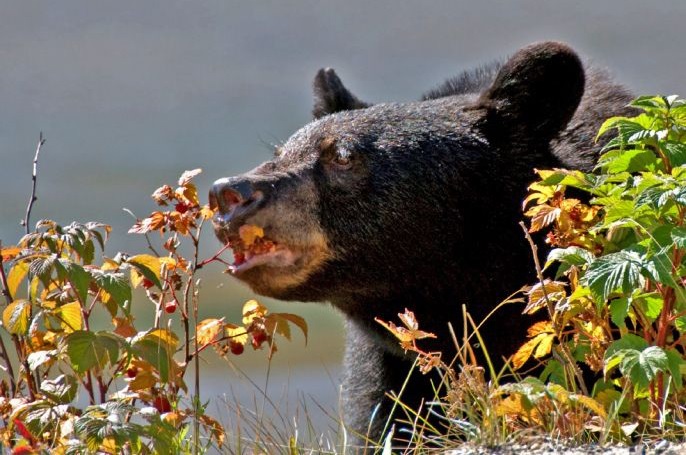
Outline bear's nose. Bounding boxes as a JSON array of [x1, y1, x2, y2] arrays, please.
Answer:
[[209, 178, 264, 224]]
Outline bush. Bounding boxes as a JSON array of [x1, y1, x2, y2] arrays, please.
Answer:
[[0, 167, 306, 454]]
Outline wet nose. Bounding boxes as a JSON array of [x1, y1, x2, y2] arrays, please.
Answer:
[[209, 178, 264, 223]]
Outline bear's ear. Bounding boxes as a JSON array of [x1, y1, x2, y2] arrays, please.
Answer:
[[313, 68, 371, 119], [477, 42, 585, 142]]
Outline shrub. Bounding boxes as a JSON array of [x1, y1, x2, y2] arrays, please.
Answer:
[[0, 167, 306, 454]]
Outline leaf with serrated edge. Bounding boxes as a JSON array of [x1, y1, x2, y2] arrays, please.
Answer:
[[3, 300, 31, 335]]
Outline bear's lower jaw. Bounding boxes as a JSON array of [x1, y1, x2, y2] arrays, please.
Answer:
[[229, 246, 300, 274]]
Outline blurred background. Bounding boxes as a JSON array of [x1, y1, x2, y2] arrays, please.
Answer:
[[2, 0, 686, 442]]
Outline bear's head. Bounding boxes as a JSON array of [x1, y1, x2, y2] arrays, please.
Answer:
[[209, 42, 585, 307]]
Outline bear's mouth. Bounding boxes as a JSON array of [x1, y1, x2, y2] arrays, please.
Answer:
[[222, 225, 301, 274]]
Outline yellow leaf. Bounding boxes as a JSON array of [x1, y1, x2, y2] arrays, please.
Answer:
[[239, 225, 265, 247], [224, 324, 249, 345], [128, 367, 157, 391], [55, 301, 83, 333], [178, 168, 202, 186], [273, 312, 308, 344], [525, 204, 561, 233], [524, 281, 566, 315], [100, 437, 118, 454], [242, 299, 268, 325], [159, 257, 177, 271], [130, 268, 144, 289], [533, 333, 555, 359], [512, 334, 546, 370], [200, 204, 215, 220], [196, 318, 225, 347], [2, 299, 31, 335], [146, 328, 179, 351], [175, 183, 199, 206], [572, 394, 607, 419], [127, 254, 162, 287], [7, 261, 29, 298], [526, 320, 554, 337], [101, 258, 120, 271]]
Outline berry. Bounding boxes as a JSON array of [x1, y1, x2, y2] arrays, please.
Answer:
[[142, 278, 154, 289], [233, 251, 246, 266], [152, 396, 172, 413], [251, 330, 267, 349], [164, 301, 177, 314], [229, 341, 244, 355], [126, 368, 138, 378], [175, 202, 189, 214]]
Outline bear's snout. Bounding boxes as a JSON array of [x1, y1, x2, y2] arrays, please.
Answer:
[[209, 177, 265, 228]]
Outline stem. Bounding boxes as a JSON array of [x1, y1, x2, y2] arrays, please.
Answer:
[[21, 132, 46, 234]]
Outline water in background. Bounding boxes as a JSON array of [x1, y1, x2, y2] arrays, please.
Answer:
[[2, 0, 686, 444]]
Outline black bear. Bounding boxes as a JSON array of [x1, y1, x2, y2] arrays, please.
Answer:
[[209, 42, 634, 442]]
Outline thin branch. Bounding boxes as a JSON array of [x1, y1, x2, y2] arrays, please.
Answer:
[[21, 132, 46, 234]]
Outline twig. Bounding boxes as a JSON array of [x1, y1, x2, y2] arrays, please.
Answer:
[[0, 240, 18, 395], [519, 221, 588, 395], [21, 132, 46, 234]]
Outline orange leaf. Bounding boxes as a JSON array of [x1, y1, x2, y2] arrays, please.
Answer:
[[239, 225, 264, 247], [1, 246, 21, 261]]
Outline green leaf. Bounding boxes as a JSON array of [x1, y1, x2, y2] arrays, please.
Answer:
[[599, 149, 656, 174], [2, 299, 31, 335], [672, 227, 686, 249], [634, 294, 664, 322], [545, 246, 594, 275], [131, 329, 178, 383], [60, 260, 91, 304], [91, 269, 131, 308], [583, 250, 644, 302], [606, 346, 669, 390], [64, 331, 120, 373], [605, 334, 649, 359], [665, 349, 684, 389], [126, 254, 162, 289], [64, 331, 100, 373], [663, 142, 686, 167], [609, 298, 629, 329]]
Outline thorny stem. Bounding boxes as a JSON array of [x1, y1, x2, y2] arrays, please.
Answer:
[[21, 132, 45, 234], [0, 240, 18, 396], [519, 221, 589, 396]]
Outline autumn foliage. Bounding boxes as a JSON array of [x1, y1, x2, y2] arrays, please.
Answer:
[[0, 169, 306, 454]]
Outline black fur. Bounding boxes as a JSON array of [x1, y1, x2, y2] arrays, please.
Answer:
[[211, 42, 635, 445]]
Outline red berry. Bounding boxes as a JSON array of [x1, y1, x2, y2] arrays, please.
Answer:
[[229, 341, 244, 355], [126, 367, 138, 378], [153, 396, 172, 413], [233, 251, 246, 266], [251, 330, 267, 349], [142, 278, 154, 289], [175, 202, 189, 214], [164, 301, 177, 314], [11, 446, 33, 455]]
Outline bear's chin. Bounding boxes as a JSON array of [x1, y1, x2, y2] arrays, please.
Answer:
[[230, 245, 331, 301]]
